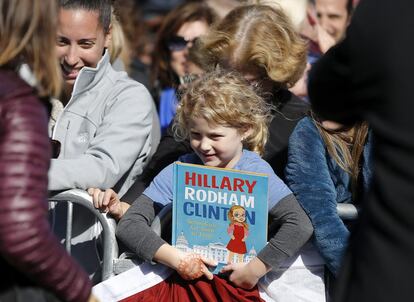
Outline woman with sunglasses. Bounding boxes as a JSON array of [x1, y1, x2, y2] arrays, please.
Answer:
[[151, 2, 217, 134], [0, 0, 95, 301], [285, 114, 372, 295]]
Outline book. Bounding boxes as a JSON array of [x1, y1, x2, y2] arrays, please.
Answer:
[[172, 162, 268, 274]]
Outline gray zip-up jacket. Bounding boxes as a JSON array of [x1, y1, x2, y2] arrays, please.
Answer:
[[49, 52, 155, 196]]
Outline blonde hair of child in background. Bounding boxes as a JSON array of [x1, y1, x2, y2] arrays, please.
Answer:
[[198, 5, 307, 89]]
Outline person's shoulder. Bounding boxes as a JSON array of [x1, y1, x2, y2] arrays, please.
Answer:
[[238, 150, 274, 174], [296, 115, 315, 128], [103, 68, 154, 108], [0, 70, 33, 101], [276, 89, 310, 114], [289, 116, 324, 152], [110, 68, 151, 92], [293, 116, 319, 136], [102, 60, 149, 94]]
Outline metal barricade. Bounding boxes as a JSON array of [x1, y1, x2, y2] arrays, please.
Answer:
[[337, 203, 359, 220], [48, 189, 118, 281], [48, 187, 359, 287]]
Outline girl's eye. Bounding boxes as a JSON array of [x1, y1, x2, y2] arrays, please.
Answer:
[[211, 134, 223, 140]]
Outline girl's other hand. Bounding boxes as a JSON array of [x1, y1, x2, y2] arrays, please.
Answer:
[[220, 257, 269, 289], [87, 188, 123, 220]]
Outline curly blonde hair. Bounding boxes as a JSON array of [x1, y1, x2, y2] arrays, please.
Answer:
[[173, 71, 273, 156], [198, 5, 307, 88]]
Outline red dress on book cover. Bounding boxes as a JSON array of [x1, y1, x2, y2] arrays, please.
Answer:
[[227, 224, 247, 254]]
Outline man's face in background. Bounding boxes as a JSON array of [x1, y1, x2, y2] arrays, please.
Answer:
[[315, 0, 350, 42]]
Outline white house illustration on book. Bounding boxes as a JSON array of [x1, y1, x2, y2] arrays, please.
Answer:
[[175, 231, 257, 264]]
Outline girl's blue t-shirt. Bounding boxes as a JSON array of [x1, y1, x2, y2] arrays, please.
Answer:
[[143, 150, 292, 210]]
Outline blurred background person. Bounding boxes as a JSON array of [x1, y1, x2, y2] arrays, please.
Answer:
[[112, 0, 158, 90], [310, 0, 353, 53], [309, 0, 414, 301], [244, 0, 312, 101], [150, 1, 217, 134], [0, 0, 95, 301], [109, 5, 130, 72]]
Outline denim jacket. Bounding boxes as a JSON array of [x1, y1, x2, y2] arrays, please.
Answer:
[[285, 116, 372, 275]]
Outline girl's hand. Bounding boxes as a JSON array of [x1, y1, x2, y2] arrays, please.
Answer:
[[154, 244, 218, 281], [87, 188, 123, 220], [220, 258, 270, 289], [176, 252, 217, 281]]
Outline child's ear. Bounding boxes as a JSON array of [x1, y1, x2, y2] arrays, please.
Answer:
[[241, 128, 253, 141]]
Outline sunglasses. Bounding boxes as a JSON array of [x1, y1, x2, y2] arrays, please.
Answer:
[[167, 35, 198, 52]]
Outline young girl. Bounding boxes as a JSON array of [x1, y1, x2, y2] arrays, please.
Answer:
[[286, 115, 371, 275], [285, 114, 371, 297], [226, 205, 249, 264], [89, 71, 313, 290]]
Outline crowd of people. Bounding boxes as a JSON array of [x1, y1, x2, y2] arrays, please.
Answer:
[[1, 0, 412, 302]]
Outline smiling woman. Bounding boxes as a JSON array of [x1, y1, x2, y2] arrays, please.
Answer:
[[56, 5, 111, 97], [49, 0, 155, 196], [48, 1, 157, 279]]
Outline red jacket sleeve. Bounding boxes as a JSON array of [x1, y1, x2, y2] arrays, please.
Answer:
[[0, 77, 92, 302]]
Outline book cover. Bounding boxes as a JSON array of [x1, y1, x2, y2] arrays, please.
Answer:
[[172, 162, 268, 274]]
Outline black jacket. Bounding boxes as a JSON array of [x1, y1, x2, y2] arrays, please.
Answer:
[[309, 1, 414, 301]]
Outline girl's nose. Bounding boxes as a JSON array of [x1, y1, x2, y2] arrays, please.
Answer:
[[199, 138, 211, 151]]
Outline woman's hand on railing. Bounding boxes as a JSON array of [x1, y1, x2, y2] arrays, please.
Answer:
[[87, 188, 125, 221]]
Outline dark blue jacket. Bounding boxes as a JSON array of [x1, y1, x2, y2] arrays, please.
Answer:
[[285, 116, 372, 275]]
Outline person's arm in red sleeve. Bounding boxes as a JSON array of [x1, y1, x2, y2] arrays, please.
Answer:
[[0, 84, 92, 302]]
